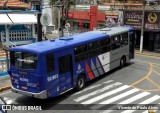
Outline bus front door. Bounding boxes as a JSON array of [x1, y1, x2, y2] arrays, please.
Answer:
[[58, 54, 73, 93], [129, 32, 135, 59]]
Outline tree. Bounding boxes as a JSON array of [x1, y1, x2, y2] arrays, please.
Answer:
[[49, 0, 73, 27]]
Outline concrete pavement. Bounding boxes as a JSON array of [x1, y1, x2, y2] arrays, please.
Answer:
[[0, 76, 11, 92]]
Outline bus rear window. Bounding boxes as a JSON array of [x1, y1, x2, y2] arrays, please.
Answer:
[[10, 51, 38, 70]]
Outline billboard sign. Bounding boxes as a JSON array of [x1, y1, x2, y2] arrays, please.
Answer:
[[145, 12, 160, 30], [124, 11, 142, 29]]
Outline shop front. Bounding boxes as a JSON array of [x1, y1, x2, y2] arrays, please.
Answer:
[[124, 10, 160, 52]]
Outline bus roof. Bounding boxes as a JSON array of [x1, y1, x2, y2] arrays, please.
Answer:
[[10, 26, 133, 54]]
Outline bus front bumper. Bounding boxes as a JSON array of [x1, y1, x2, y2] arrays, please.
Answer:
[[11, 85, 47, 99]]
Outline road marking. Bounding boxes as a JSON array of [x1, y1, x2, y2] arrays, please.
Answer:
[[72, 80, 114, 96], [153, 70, 160, 76], [130, 62, 152, 87], [0, 91, 11, 96], [130, 60, 160, 92], [91, 88, 139, 110], [3, 97, 15, 104], [121, 95, 160, 113], [135, 53, 160, 59], [81, 85, 130, 105], [146, 77, 160, 89], [73, 81, 160, 113], [74, 82, 122, 102], [119, 92, 150, 104]]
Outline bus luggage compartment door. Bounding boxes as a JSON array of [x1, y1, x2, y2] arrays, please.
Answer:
[[58, 54, 73, 93]]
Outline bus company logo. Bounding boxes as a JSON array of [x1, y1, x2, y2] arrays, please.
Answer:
[[19, 78, 28, 82], [78, 64, 81, 71], [2, 105, 11, 111], [148, 12, 157, 23]]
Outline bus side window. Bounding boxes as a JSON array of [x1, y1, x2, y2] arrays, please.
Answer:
[[46, 53, 54, 73], [74, 45, 87, 55], [121, 32, 128, 46], [75, 44, 87, 62], [111, 35, 121, 50], [88, 41, 102, 57], [101, 38, 110, 54]]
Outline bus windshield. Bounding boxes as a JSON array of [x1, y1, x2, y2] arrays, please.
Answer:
[[10, 51, 38, 70]]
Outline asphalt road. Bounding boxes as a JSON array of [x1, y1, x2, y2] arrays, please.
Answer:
[[1, 54, 160, 113]]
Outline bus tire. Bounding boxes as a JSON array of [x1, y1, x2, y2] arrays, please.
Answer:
[[120, 56, 126, 68], [76, 75, 86, 91]]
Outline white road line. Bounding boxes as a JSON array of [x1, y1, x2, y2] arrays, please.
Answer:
[[81, 85, 130, 105], [74, 82, 122, 102], [91, 89, 139, 110], [99, 92, 151, 113], [72, 80, 114, 96], [119, 92, 151, 104], [121, 95, 160, 113], [3, 97, 15, 104], [0, 91, 12, 96]]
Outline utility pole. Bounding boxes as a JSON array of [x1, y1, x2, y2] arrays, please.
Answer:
[[140, 1, 145, 52], [37, 3, 42, 41], [31, 0, 42, 42], [61, 5, 64, 37]]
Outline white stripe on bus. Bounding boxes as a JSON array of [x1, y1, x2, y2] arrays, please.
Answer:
[[74, 82, 122, 102], [81, 85, 130, 105]]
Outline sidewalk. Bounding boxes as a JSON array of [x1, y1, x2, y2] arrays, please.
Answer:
[[135, 50, 160, 57], [0, 76, 11, 91]]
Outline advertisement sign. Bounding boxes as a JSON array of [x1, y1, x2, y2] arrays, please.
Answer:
[[105, 14, 118, 26], [124, 11, 142, 29], [145, 12, 160, 30]]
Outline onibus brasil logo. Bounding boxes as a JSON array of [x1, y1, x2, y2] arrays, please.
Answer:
[[0, 97, 6, 113]]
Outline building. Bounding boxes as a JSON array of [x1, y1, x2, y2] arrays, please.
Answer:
[[0, 0, 37, 49], [60, 0, 160, 52], [0, 0, 29, 10]]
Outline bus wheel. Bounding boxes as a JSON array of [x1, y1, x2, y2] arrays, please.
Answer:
[[120, 56, 126, 68], [76, 75, 86, 91]]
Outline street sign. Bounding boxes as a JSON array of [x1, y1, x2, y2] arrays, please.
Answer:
[[40, 13, 51, 26], [65, 23, 70, 29]]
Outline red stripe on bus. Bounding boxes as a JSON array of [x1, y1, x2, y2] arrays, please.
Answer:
[[86, 63, 94, 80]]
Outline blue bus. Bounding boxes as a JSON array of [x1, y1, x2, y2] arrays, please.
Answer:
[[8, 26, 135, 99]]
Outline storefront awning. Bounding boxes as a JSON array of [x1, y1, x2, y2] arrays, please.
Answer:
[[0, 13, 37, 25], [0, 14, 13, 24]]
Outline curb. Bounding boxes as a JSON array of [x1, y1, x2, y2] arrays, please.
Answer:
[[0, 75, 10, 80], [0, 85, 11, 92], [135, 52, 160, 58]]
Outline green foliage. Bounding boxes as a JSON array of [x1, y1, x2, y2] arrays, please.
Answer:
[[49, 0, 58, 5]]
